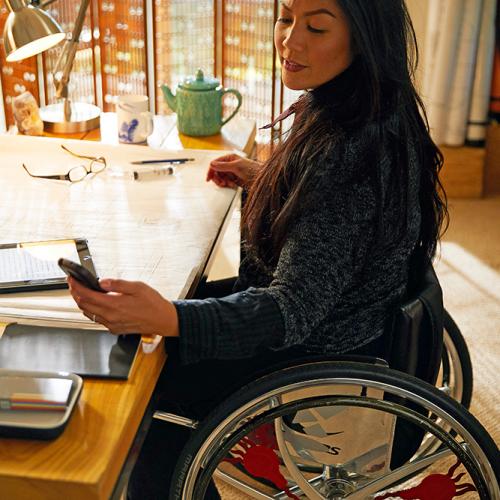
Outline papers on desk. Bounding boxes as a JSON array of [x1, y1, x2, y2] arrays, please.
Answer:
[[0, 134, 239, 330], [0, 287, 105, 330]]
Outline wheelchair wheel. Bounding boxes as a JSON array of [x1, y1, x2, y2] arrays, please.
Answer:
[[170, 362, 499, 500], [398, 311, 474, 463], [440, 309, 473, 409]]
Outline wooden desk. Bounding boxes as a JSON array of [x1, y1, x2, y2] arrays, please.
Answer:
[[44, 113, 256, 158], [0, 117, 255, 500]]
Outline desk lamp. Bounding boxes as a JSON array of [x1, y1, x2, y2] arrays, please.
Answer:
[[3, 0, 100, 133]]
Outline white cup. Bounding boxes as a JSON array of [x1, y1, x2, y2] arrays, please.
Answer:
[[116, 95, 153, 144]]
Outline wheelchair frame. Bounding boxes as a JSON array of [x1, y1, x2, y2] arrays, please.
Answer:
[[169, 361, 499, 499], [152, 309, 498, 499]]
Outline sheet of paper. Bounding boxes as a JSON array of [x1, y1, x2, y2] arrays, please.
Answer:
[[0, 240, 80, 282]]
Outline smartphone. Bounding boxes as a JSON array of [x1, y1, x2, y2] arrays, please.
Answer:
[[58, 258, 105, 292]]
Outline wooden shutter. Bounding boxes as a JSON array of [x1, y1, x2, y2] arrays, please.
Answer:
[[0, 0, 287, 155]]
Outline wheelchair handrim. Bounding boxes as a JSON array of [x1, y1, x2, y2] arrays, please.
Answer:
[[191, 396, 487, 499], [180, 372, 498, 499], [442, 328, 464, 403]]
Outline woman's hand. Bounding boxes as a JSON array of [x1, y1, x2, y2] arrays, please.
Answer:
[[206, 153, 262, 188], [68, 277, 179, 337]]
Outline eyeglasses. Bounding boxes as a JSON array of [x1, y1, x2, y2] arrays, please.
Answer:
[[22, 145, 107, 183]]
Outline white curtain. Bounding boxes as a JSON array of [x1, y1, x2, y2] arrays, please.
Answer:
[[421, 0, 497, 146]]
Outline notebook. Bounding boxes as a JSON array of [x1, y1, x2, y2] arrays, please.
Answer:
[[0, 324, 140, 380]]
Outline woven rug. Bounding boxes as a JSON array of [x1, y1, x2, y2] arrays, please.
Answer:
[[435, 241, 500, 444]]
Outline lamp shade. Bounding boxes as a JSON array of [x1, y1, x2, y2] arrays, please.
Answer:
[[3, 0, 66, 62]]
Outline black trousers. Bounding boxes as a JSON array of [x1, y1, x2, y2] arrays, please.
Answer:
[[127, 278, 389, 500]]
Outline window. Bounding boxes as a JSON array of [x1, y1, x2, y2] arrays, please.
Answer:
[[0, 0, 294, 155]]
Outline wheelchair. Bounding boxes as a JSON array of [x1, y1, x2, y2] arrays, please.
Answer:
[[154, 267, 499, 499]]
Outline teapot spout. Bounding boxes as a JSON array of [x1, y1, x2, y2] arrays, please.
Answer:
[[161, 85, 177, 112]]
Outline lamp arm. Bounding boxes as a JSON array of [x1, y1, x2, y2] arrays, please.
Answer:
[[53, 40, 78, 99], [38, 0, 58, 7], [5, 0, 26, 11], [51, 0, 90, 104]]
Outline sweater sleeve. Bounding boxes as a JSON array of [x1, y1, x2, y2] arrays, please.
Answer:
[[174, 136, 379, 364], [173, 288, 284, 364]]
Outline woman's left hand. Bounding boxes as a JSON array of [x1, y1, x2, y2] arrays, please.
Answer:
[[68, 277, 179, 337]]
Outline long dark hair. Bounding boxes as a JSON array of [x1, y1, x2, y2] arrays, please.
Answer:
[[241, 0, 448, 271]]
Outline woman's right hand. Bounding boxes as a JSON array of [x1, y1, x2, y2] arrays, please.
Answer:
[[206, 153, 262, 189]]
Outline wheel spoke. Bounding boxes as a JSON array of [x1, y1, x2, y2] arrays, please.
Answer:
[[345, 448, 453, 498], [175, 363, 496, 500]]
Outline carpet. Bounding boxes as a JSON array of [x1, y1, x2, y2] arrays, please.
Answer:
[[435, 241, 500, 445]]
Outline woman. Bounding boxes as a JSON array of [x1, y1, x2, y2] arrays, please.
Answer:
[[68, 0, 447, 498]]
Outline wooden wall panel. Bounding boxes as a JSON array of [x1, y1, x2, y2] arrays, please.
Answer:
[[221, 0, 275, 147], [154, 0, 215, 115], [42, 2, 96, 106], [0, 5, 40, 128], [97, 0, 147, 111]]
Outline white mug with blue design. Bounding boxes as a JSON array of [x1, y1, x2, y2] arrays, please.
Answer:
[[116, 95, 153, 144]]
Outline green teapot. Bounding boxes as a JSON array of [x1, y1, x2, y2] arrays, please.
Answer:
[[161, 69, 242, 137]]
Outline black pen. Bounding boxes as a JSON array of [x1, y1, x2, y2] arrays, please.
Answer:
[[130, 158, 195, 165]]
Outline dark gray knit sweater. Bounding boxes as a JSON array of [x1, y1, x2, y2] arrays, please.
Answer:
[[173, 119, 421, 365]]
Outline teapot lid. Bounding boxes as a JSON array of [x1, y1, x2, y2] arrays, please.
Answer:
[[179, 69, 219, 91]]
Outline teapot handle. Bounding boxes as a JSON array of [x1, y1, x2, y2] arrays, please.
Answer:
[[220, 88, 242, 127]]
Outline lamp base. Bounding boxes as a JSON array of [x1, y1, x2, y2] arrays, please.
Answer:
[[40, 102, 101, 134]]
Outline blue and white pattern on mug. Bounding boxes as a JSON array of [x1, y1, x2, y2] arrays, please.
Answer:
[[119, 119, 139, 143]]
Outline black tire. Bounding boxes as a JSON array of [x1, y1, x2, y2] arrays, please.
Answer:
[[443, 308, 473, 409], [170, 361, 499, 499]]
